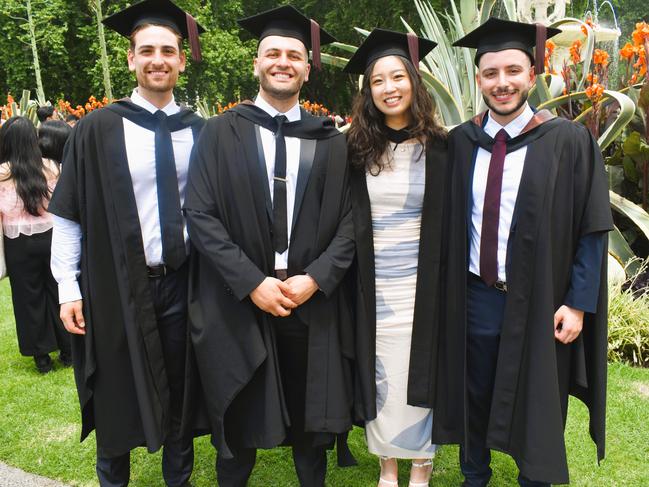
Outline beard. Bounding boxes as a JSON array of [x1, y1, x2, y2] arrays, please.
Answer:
[[136, 70, 178, 94], [483, 88, 529, 117], [258, 70, 303, 101]]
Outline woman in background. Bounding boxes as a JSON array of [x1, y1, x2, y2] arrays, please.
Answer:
[[0, 116, 70, 373], [345, 29, 447, 487], [38, 120, 71, 165]]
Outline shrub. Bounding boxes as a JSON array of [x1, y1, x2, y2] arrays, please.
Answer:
[[608, 262, 649, 366]]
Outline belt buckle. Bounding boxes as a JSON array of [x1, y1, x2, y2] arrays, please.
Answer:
[[147, 264, 167, 278], [494, 280, 507, 292]]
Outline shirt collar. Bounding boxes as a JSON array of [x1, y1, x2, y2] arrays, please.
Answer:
[[254, 94, 301, 122], [131, 89, 179, 116], [484, 103, 534, 139]]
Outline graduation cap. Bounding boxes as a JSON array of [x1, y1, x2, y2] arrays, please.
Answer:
[[102, 0, 205, 62], [237, 5, 336, 70], [453, 17, 561, 74], [343, 28, 437, 74]]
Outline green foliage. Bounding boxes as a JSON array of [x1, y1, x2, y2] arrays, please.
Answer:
[[608, 264, 649, 366]]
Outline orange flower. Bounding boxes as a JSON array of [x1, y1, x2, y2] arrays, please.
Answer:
[[544, 40, 556, 73], [570, 40, 582, 64], [620, 42, 636, 61], [630, 73, 639, 84], [581, 18, 596, 36], [586, 72, 599, 84], [7, 94, 14, 104], [633, 48, 647, 76], [593, 49, 609, 67], [632, 21, 649, 47], [585, 82, 604, 103]]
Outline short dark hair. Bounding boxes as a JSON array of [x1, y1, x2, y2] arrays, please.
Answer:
[[129, 23, 183, 52], [38, 120, 72, 164], [36, 105, 55, 123], [65, 114, 79, 122]]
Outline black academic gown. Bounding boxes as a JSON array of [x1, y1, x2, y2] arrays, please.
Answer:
[[48, 100, 205, 457], [183, 104, 355, 458], [433, 110, 613, 483], [350, 140, 447, 422]]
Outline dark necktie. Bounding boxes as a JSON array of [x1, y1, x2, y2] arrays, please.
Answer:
[[480, 128, 508, 286], [154, 110, 185, 269], [272, 114, 289, 253]]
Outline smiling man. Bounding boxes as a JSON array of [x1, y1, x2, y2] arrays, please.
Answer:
[[432, 17, 613, 487], [48, 1, 205, 485], [183, 5, 355, 486]]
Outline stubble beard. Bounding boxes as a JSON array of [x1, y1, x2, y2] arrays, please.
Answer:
[[483, 88, 529, 118], [258, 71, 303, 101]]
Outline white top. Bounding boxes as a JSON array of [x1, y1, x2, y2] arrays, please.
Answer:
[[51, 89, 195, 303], [468, 104, 534, 282], [254, 94, 301, 270]]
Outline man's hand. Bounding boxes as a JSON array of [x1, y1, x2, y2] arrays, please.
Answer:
[[283, 275, 319, 307], [60, 300, 86, 335], [250, 277, 297, 317], [554, 305, 584, 344]]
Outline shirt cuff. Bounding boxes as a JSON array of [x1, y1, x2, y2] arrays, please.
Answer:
[[58, 280, 82, 304]]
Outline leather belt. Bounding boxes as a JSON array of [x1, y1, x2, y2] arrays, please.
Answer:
[[274, 269, 288, 281], [469, 272, 507, 292], [147, 264, 172, 278]]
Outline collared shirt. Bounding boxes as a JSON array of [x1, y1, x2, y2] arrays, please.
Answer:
[[51, 89, 194, 303], [254, 94, 301, 270], [469, 104, 534, 282]]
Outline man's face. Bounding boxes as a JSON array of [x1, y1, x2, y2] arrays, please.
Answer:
[[127, 25, 186, 96], [254, 35, 310, 102], [476, 49, 535, 120]]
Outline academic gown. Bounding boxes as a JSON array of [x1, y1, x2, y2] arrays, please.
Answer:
[[48, 100, 205, 457], [183, 104, 355, 459], [350, 140, 448, 422], [433, 110, 613, 483]]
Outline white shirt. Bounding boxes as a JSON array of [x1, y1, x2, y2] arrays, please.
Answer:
[[469, 104, 534, 282], [254, 94, 301, 270], [51, 89, 195, 303]]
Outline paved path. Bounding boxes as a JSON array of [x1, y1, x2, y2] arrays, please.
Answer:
[[0, 462, 71, 487]]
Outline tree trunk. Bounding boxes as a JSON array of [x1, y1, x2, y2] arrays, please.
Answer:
[[92, 0, 113, 100]]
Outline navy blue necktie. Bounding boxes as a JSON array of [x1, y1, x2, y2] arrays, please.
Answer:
[[272, 114, 289, 254], [154, 110, 185, 269]]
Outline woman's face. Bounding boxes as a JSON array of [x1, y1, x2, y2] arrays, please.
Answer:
[[369, 55, 413, 128]]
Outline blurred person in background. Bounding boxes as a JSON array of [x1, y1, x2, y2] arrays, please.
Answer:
[[36, 105, 58, 124], [64, 114, 79, 127], [0, 116, 71, 373], [38, 120, 72, 166]]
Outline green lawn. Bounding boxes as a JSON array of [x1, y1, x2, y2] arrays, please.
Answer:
[[0, 278, 648, 486]]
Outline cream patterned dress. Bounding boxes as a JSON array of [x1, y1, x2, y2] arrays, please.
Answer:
[[364, 140, 436, 458]]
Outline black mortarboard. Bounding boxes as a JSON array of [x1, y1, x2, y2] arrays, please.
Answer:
[[453, 17, 561, 74], [343, 28, 437, 74], [103, 0, 205, 62], [237, 5, 336, 70]]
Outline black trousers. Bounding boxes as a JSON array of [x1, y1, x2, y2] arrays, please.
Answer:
[[96, 264, 193, 487], [460, 274, 549, 487], [216, 313, 328, 487], [4, 231, 70, 357]]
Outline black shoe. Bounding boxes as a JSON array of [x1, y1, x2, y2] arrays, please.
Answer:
[[59, 351, 73, 367], [34, 354, 53, 374]]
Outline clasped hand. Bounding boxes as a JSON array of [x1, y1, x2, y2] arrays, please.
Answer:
[[249, 275, 319, 317]]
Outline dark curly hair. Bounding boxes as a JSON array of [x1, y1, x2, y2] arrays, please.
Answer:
[[346, 56, 446, 175]]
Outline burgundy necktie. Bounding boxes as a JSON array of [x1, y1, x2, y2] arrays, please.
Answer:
[[480, 128, 508, 286]]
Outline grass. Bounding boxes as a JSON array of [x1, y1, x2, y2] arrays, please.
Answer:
[[1, 278, 648, 486]]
